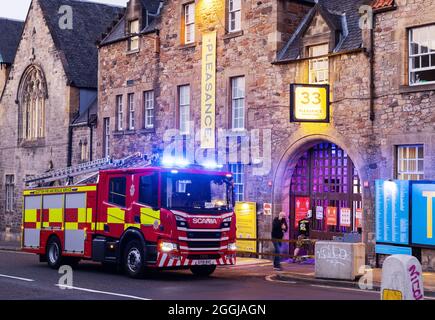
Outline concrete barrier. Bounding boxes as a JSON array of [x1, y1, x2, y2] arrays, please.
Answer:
[[315, 241, 366, 280], [381, 254, 424, 300]]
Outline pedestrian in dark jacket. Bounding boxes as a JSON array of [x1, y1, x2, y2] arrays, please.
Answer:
[[271, 212, 288, 270]]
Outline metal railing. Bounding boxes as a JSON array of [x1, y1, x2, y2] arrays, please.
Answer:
[[236, 238, 317, 259]]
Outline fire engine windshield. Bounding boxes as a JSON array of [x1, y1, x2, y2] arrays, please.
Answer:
[[162, 172, 234, 214]]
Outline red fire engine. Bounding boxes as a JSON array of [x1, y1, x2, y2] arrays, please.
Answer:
[[21, 154, 237, 278]]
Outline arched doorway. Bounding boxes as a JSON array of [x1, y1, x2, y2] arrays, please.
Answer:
[[289, 142, 362, 240]]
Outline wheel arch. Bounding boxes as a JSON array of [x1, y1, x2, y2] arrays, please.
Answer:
[[118, 228, 146, 262]]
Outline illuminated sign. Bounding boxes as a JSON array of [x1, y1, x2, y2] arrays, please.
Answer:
[[290, 84, 330, 123], [200, 31, 217, 149], [235, 202, 257, 253], [411, 182, 435, 247]]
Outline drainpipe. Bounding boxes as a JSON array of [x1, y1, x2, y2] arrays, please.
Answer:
[[67, 125, 73, 167], [369, 12, 376, 122]]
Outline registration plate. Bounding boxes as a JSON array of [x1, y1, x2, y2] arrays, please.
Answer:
[[192, 259, 214, 266]]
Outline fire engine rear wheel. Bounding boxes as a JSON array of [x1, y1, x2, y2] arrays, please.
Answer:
[[190, 265, 217, 277], [47, 237, 63, 269], [123, 240, 145, 278]]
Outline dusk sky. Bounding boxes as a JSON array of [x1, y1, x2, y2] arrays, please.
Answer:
[[1, 0, 129, 20]]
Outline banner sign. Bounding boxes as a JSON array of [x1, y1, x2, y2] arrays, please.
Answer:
[[340, 207, 351, 227], [295, 197, 310, 228], [375, 180, 409, 245], [235, 202, 257, 253], [290, 84, 330, 123], [356, 208, 363, 229], [411, 182, 435, 247], [263, 203, 272, 216], [200, 31, 217, 149], [326, 207, 337, 226]]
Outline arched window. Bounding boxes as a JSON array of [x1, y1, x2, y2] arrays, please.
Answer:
[[18, 65, 47, 141]]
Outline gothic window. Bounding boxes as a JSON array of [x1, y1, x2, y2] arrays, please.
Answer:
[[18, 66, 47, 141]]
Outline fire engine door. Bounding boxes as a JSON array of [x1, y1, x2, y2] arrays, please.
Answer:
[[64, 193, 87, 253], [23, 195, 42, 248]]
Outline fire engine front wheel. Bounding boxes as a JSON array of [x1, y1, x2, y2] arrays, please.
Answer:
[[123, 240, 145, 278], [190, 265, 217, 277], [47, 237, 63, 269]]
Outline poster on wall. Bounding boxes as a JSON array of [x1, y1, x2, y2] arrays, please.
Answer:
[[326, 207, 337, 226], [235, 202, 257, 253], [263, 203, 272, 216], [340, 207, 352, 227], [411, 182, 435, 247], [316, 206, 324, 220], [295, 197, 310, 228], [355, 208, 363, 229], [375, 180, 409, 245]]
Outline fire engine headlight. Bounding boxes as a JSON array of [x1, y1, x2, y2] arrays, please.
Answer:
[[228, 243, 237, 252], [160, 242, 178, 253], [221, 217, 232, 228], [175, 215, 188, 228]]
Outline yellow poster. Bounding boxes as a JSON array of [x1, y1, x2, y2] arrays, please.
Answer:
[[200, 31, 217, 149], [235, 202, 257, 253]]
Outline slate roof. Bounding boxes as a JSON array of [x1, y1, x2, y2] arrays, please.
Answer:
[[277, 0, 370, 62], [38, 0, 124, 88], [0, 18, 24, 64], [100, 0, 163, 46]]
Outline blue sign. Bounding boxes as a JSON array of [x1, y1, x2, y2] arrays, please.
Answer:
[[375, 180, 410, 245], [375, 244, 412, 256], [411, 183, 435, 247]]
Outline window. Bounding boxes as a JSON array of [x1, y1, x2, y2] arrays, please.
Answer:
[[116, 95, 123, 131], [308, 44, 329, 84], [109, 177, 127, 207], [229, 163, 244, 202], [409, 25, 435, 85], [397, 145, 424, 180], [128, 19, 140, 51], [5, 175, 14, 212], [184, 3, 195, 44], [231, 76, 245, 130], [139, 174, 158, 208], [179, 85, 190, 134], [228, 0, 241, 32], [80, 140, 88, 162], [128, 93, 135, 130], [103, 118, 110, 157], [19, 65, 46, 141], [144, 90, 155, 129]]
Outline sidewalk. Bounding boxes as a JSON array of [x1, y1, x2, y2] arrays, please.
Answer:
[[273, 261, 435, 298], [0, 240, 20, 251]]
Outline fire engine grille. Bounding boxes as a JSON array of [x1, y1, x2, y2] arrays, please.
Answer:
[[187, 241, 221, 249], [187, 232, 222, 239]]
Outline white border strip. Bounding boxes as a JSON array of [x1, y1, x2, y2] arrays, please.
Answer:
[[0, 273, 35, 282]]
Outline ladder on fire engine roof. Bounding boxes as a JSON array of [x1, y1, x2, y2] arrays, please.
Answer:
[[24, 152, 159, 187]]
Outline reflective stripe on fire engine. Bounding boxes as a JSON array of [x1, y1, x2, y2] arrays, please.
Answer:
[[65, 222, 79, 230], [23, 186, 97, 196], [24, 209, 37, 223], [177, 227, 230, 232], [49, 208, 63, 223], [140, 208, 160, 225], [107, 207, 125, 223], [178, 237, 229, 241]]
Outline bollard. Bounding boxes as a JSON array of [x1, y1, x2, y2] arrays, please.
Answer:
[[380, 254, 424, 300]]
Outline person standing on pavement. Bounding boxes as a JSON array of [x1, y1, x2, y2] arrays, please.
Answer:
[[271, 212, 288, 270]]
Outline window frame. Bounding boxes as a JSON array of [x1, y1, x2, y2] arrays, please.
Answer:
[[128, 93, 135, 131], [408, 25, 435, 86], [228, 0, 241, 33], [116, 95, 123, 131], [231, 76, 246, 131], [5, 175, 15, 213], [396, 145, 424, 180], [308, 43, 329, 84], [144, 90, 155, 129], [108, 177, 127, 208], [183, 2, 195, 45], [229, 163, 244, 202], [178, 85, 191, 135], [138, 173, 159, 208], [128, 19, 140, 51], [103, 117, 110, 158]]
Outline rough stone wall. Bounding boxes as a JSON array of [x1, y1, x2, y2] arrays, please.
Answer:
[[71, 124, 97, 165], [0, 65, 10, 97], [0, 0, 75, 234], [373, 0, 435, 269]]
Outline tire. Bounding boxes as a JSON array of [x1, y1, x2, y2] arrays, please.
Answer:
[[47, 237, 63, 269], [123, 240, 146, 278], [190, 265, 217, 277]]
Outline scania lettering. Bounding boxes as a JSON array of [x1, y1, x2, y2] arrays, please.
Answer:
[[21, 166, 236, 278]]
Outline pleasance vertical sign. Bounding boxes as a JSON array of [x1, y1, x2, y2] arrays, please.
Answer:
[[201, 31, 217, 149]]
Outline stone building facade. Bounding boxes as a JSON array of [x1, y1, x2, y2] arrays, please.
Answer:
[[97, 0, 383, 264], [0, 0, 123, 240]]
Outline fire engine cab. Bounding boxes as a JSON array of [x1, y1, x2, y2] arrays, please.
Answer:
[[21, 154, 237, 278]]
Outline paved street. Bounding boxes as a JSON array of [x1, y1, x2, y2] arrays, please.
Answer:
[[0, 250, 379, 300]]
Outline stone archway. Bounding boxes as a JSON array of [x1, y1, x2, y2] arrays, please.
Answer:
[[271, 133, 372, 246]]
